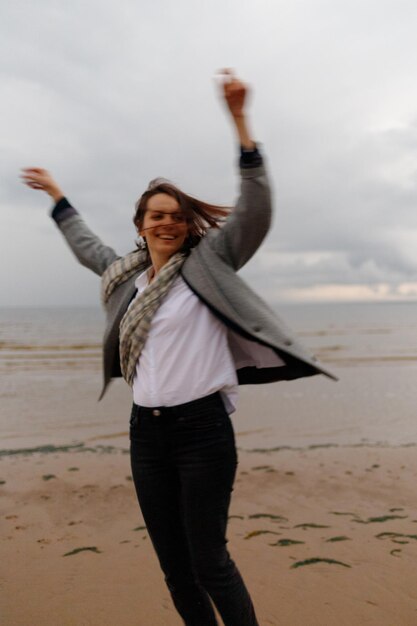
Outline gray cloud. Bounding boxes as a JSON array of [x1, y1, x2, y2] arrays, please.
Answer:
[[2, 0, 417, 305]]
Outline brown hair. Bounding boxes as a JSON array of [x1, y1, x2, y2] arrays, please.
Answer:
[[133, 178, 230, 251]]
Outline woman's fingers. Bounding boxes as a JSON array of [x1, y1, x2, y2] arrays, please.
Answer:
[[20, 167, 62, 199], [21, 167, 50, 181], [21, 174, 43, 189], [218, 67, 235, 80], [25, 181, 44, 189], [217, 69, 247, 97], [21, 167, 47, 182], [22, 167, 46, 173]]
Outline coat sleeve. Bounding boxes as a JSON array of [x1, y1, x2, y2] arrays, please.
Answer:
[[51, 199, 119, 276], [207, 158, 272, 271]]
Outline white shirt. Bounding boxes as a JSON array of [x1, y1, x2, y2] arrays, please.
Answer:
[[132, 271, 285, 413], [132, 272, 238, 413]]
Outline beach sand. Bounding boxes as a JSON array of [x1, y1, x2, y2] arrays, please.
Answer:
[[2, 443, 417, 626]]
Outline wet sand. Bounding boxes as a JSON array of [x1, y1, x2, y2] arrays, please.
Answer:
[[2, 443, 417, 625]]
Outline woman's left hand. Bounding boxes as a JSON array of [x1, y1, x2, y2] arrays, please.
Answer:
[[219, 69, 249, 119], [218, 69, 255, 149]]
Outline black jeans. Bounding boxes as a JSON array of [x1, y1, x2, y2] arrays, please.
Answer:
[[129, 392, 259, 626]]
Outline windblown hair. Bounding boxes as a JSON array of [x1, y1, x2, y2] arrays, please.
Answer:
[[133, 178, 230, 251]]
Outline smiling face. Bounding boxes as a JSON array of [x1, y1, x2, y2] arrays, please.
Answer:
[[138, 193, 189, 266]]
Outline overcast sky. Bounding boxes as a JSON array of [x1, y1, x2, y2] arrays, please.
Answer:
[[2, 0, 417, 306]]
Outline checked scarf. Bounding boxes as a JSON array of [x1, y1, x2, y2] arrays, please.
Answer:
[[101, 250, 186, 386]]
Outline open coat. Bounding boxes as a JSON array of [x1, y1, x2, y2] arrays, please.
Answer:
[[52, 159, 336, 399]]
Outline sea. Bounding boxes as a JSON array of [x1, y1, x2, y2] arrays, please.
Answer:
[[1, 302, 416, 453]]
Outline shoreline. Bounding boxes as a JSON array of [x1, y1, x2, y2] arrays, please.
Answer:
[[2, 444, 417, 625], [2, 438, 417, 457]]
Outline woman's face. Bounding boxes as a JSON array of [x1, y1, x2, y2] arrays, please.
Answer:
[[139, 193, 189, 260]]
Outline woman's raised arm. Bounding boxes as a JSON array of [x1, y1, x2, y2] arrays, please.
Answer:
[[206, 71, 272, 271], [21, 167, 119, 276], [221, 69, 255, 151]]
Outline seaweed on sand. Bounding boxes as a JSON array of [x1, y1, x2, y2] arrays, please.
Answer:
[[390, 549, 402, 557], [63, 546, 102, 557], [353, 515, 407, 524], [293, 523, 330, 529], [270, 539, 305, 547], [330, 511, 359, 517], [244, 530, 281, 540], [376, 532, 417, 541], [325, 536, 351, 542], [291, 557, 351, 569], [248, 513, 288, 522]]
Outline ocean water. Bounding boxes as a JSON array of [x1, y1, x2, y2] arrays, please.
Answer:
[[1, 302, 416, 451]]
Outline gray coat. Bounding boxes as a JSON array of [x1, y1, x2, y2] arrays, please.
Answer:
[[54, 162, 336, 398]]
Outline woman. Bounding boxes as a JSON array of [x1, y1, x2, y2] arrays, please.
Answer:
[[22, 71, 335, 626]]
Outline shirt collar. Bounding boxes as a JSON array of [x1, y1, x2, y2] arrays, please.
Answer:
[[134, 269, 151, 294]]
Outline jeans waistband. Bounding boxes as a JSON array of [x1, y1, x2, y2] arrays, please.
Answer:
[[133, 392, 223, 418]]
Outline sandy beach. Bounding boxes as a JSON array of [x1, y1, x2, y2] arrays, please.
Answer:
[[2, 303, 417, 625], [2, 442, 417, 626]]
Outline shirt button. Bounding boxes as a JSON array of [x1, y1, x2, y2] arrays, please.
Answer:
[[152, 409, 161, 416], [284, 339, 293, 346], [252, 325, 261, 332]]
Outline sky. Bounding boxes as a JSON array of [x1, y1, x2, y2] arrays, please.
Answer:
[[2, 0, 417, 306]]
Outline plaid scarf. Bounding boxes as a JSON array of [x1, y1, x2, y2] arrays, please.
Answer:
[[101, 250, 186, 386]]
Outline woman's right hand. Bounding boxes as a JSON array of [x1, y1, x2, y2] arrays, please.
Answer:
[[21, 167, 64, 203]]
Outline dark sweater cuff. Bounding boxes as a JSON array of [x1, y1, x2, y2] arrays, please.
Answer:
[[51, 197, 78, 223], [240, 145, 263, 169]]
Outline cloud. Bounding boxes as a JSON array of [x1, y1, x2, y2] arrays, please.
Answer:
[[2, 0, 417, 305]]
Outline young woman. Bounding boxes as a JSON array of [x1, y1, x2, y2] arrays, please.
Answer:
[[22, 71, 334, 626]]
